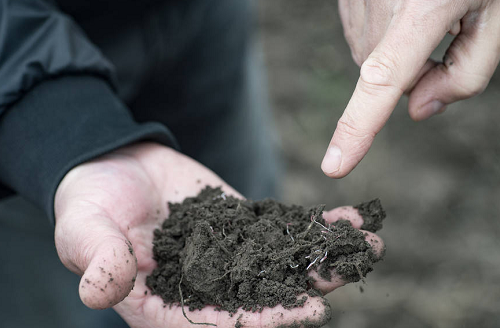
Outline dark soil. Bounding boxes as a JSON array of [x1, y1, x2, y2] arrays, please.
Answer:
[[355, 199, 385, 233], [146, 187, 385, 316]]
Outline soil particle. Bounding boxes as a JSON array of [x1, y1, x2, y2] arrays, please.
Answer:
[[354, 199, 386, 232], [126, 240, 134, 255], [235, 314, 243, 328], [146, 187, 385, 315], [275, 301, 331, 328]]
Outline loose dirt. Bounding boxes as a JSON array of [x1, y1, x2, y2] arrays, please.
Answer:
[[146, 187, 385, 316]]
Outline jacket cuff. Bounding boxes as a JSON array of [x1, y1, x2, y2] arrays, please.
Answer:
[[0, 75, 178, 223]]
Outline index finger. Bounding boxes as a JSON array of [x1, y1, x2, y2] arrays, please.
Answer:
[[322, 6, 461, 178]]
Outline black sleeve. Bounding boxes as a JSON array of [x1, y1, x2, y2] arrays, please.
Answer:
[[0, 0, 178, 223]]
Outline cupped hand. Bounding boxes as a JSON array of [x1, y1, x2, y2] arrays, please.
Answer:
[[54, 142, 383, 327], [322, 0, 500, 178]]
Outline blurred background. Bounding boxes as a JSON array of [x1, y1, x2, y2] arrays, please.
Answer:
[[257, 1, 500, 327]]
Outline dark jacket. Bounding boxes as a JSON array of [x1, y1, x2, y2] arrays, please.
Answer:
[[0, 0, 178, 221]]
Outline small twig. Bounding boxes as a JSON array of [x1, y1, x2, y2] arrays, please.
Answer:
[[210, 271, 231, 282], [313, 236, 325, 244], [286, 223, 294, 242], [289, 263, 299, 269], [179, 275, 217, 326], [311, 214, 332, 233], [320, 250, 328, 263], [206, 225, 230, 255], [306, 256, 321, 270]]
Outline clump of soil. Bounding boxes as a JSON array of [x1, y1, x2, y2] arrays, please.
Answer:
[[355, 199, 386, 233], [146, 187, 385, 315]]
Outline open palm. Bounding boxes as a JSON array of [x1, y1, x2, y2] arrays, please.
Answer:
[[53, 143, 383, 328]]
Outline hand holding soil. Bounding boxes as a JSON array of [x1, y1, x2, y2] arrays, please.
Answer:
[[147, 187, 385, 327], [53, 142, 384, 328], [322, 0, 500, 178]]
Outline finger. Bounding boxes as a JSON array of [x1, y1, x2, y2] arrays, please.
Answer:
[[322, 206, 364, 229], [310, 230, 385, 294], [322, 206, 386, 255], [449, 20, 461, 36], [55, 210, 137, 309], [405, 59, 436, 95], [363, 230, 385, 257], [338, 0, 366, 66], [409, 10, 500, 121], [322, 7, 460, 178]]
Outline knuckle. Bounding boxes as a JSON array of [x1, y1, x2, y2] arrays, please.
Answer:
[[443, 40, 491, 98], [396, 0, 451, 27], [448, 66, 490, 97], [336, 116, 375, 140], [458, 76, 489, 97], [360, 54, 402, 92]]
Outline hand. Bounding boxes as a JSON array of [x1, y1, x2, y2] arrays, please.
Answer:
[[54, 142, 384, 327], [322, 0, 500, 178]]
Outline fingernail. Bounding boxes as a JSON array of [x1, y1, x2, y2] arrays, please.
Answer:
[[418, 100, 445, 120], [321, 146, 342, 174]]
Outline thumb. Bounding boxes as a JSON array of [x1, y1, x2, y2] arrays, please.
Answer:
[[322, 6, 459, 178], [55, 208, 137, 310]]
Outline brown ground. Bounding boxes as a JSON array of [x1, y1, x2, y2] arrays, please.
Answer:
[[258, 1, 500, 327]]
